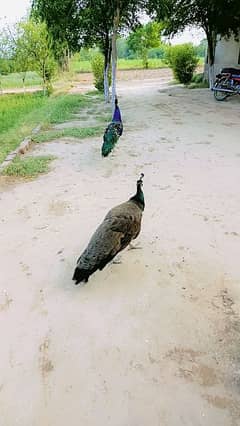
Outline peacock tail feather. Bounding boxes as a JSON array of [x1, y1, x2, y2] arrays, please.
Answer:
[[102, 122, 121, 157], [101, 99, 123, 157]]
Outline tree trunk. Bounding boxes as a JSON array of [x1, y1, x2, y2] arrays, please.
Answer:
[[111, 5, 120, 114], [206, 30, 217, 89], [103, 40, 111, 103], [22, 71, 26, 94], [59, 48, 70, 72], [42, 62, 47, 96]]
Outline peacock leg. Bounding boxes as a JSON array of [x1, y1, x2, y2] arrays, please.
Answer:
[[128, 243, 142, 250]]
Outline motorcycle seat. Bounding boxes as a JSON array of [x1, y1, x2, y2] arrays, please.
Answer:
[[221, 67, 240, 76]]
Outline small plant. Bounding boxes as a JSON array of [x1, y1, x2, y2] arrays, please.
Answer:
[[91, 53, 111, 92], [166, 44, 198, 84], [188, 73, 209, 89], [191, 73, 204, 83]]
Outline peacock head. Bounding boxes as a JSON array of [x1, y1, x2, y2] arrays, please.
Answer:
[[137, 173, 144, 188], [131, 173, 144, 210]]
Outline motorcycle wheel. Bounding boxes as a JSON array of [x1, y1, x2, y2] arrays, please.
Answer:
[[214, 89, 228, 101], [213, 78, 229, 101]]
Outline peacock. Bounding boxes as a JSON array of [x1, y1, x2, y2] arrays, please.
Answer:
[[101, 98, 123, 157], [72, 173, 144, 285]]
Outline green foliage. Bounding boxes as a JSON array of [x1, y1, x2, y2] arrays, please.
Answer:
[[0, 25, 16, 77], [2, 155, 54, 177], [15, 20, 57, 93], [148, 46, 167, 59], [191, 73, 204, 83], [195, 39, 207, 58], [166, 44, 198, 84], [127, 22, 162, 68], [148, 0, 240, 68], [188, 72, 208, 89], [0, 59, 15, 75], [117, 38, 132, 59], [91, 53, 111, 92]]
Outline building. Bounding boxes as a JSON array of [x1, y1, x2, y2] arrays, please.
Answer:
[[205, 34, 240, 77]]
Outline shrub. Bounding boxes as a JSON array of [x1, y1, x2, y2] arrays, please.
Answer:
[[91, 53, 111, 92], [191, 72, 204, 83], [166, 44, 198, 84]]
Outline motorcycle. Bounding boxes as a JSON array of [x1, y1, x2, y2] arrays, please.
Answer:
[[212, 67, 240, 101]]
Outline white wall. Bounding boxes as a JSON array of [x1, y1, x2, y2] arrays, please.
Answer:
[[214, 35, 240, 74]]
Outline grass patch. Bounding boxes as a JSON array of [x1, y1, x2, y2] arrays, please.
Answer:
[[188, 81, 209, 89], [33, 126, 103, 143], [0, 71, 42, 89], [70, 58, 168, 73], [118, 58, 167, 70], [45, 94, 90, 124], [2, 155, 55, 177], [0, 93, 47, 163], [188, 72, 209, 89], [0, 92, 103, 163]]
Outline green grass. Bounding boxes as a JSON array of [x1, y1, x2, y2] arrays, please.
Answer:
[[118, 58, 167, 70], [44, 94, 91, 124], [188, 72, 209, 89], [33, 126, 103, 143], [0, 93, 47, 163], [188, 81, 209, 89], [2, 155, 55, 177], [0, 92, 103, 163], [0, 71, 42, 89], [70, 58, 168, 73], [0, 92, 46, 135]]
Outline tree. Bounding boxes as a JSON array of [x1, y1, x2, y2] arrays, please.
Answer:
[[127, 22, 162, 68], [102, 0, 145, 110], [195, 38, 207, 58], [147, 0, 240, 87], [0, 25, 16, 77], [71, 0, 145, 108], [15, 20, 57, 94], [166, 43, 198, 83], [31, 0, 77, 71], [32, 0, 145, 107]]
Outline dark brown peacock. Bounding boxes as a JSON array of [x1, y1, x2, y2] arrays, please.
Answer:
[[72, 174, 144, 285]]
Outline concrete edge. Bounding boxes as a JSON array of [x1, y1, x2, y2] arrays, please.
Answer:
[[0, 125, 41, 174]]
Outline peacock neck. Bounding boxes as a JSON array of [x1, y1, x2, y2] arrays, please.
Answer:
[[130, 184, 145, 210]]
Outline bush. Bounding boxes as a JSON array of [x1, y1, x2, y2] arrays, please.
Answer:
[[166, 44, 198, 84], [188, 73, 208, 89], [91, 53, 111, 92], [191, 72, 204, 83]]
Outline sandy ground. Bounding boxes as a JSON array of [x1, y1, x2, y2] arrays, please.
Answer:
[[1, 69, 240, 426]]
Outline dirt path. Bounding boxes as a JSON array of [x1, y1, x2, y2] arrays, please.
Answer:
[[1, 71, 240, 426]]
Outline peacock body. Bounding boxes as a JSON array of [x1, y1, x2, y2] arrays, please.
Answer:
[[101, 98, 123, 157], [72, 174, 144, 285]]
